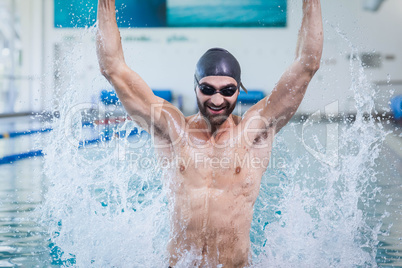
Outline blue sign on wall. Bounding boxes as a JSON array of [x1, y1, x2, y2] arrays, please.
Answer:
[[167, 0, 286, 27], [54, 0, 286, 28], [54, 0, 167, 28]]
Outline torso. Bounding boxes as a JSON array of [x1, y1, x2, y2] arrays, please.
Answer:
[[155, 113, 274, 267]]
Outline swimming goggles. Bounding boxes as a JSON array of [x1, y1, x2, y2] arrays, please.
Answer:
[[195, 75, 239, 97]]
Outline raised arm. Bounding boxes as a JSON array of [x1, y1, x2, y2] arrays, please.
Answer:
[[245, 0, 323, 134], [96, 0, 183, 141]]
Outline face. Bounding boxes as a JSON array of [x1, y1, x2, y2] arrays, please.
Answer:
[[195, 76, 239, 126]]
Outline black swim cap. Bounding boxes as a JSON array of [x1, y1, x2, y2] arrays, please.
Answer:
[[195, 48, 247, 93]]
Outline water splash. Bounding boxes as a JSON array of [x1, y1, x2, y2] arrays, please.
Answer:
[[251, 25, 390, 267], [41, 108, 170, 266], [39, 23, 393, 268]]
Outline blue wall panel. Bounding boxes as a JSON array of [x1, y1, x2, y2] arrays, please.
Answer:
[[167, 0, 286, 27], [54, 0, 167, 28], [54, 0, 286, 28]]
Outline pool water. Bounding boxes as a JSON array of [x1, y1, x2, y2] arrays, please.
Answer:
[[1, 37, 401, 265], [0, 157, 52, 267], [0, 117, 401, 267]]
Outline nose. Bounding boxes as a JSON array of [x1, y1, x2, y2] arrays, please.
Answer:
[[210, 93, 224, 107]]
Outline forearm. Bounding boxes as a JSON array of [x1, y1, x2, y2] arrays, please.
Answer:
[[96, 0, 126, 78], [295, 0, 323, 71], [253, 0, 323, 133]]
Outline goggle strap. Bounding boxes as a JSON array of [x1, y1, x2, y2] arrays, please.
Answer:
[[240, 82, 248, 93]]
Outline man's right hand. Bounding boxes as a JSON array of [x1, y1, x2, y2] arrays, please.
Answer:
[[96, 0, 185, 145]]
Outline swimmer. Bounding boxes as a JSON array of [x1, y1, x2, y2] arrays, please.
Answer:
[[96, 0, 323, 267]]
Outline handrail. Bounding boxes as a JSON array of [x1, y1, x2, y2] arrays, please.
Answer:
[[0, 112, 37, 118]]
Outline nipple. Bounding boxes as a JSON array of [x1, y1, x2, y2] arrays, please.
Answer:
[[235, 166, 241, 174], [179, 165, 185, 172]]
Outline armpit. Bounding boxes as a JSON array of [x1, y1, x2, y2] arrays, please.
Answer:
[[252, 122, 275, 146], [152, 124, 171, 141], [253, 130, 268, 144]]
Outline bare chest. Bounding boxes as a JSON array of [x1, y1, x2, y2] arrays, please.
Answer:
[[171, 144, 269, 193]]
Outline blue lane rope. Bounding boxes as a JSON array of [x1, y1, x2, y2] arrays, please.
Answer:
[[0, 117, 129, 140], [77, 128, 146, 148], [0, 150, 44, 165], [0, 127, 145, 165], [0, 118, 126, 140], [0, 128, 53, 139]]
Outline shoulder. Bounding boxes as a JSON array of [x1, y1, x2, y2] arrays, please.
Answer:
[[185, 114, 197, 125], [185, 114, 197, 121]]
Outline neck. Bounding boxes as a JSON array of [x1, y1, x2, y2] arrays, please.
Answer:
[[197, 112, 235, 138]]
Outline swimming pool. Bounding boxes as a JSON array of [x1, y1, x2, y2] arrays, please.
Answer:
[[0, 115, 400, 267], [0, 118, 52, 267]]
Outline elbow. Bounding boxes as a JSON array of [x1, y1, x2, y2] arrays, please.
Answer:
[[96, 51, 125, 80], [99, 67, 113, 82], [296, 45, 323, 74], [309, 59, 321, 74], [298, 54, 321, 74], [99, 61, 121, 81], [99, 66, 111, 79]]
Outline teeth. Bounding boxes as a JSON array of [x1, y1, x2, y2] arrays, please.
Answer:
[[209, 106, 223, 111]]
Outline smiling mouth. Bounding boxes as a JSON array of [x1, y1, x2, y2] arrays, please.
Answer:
[[207, 106, 225, 114]]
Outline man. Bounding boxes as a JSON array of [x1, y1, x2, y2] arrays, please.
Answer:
[[96, 0, 323, 267]]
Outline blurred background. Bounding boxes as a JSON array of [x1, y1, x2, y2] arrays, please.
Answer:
[[0, 0, 401, 117]]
